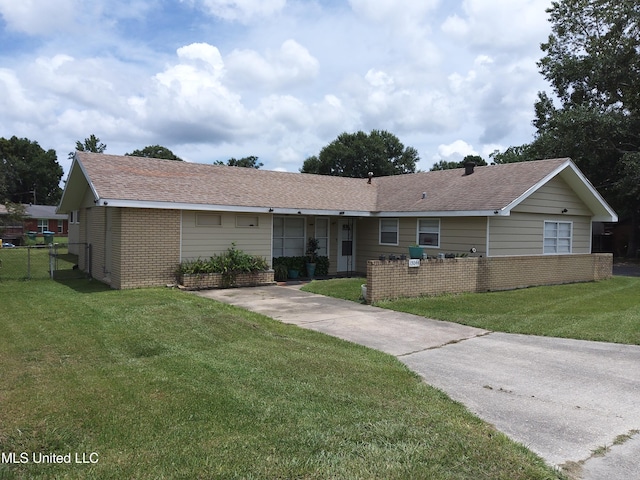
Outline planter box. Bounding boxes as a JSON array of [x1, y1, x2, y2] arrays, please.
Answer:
[[179, 270, 275, 290], [408, 246, 424, 259]]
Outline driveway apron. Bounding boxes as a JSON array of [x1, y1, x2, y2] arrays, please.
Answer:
[[195, 285, 640, 479]]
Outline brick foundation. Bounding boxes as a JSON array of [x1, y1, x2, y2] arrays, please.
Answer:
[[366, 254, 613, 303]]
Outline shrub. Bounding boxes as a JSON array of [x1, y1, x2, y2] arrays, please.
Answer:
[[273, 256, 329, 277], [177, 244, 269, 282]]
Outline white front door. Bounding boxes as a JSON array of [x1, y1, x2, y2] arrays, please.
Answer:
[[337, 218, 355, 273]]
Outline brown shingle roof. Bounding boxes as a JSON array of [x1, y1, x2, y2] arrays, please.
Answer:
[[71, 152, 578, 215], [77, 152, 377, 212], [375, 158, 569, 212]]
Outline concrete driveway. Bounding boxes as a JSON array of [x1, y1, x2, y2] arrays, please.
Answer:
[[195, 285, 640, 480]]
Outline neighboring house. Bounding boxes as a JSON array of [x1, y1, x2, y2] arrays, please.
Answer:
[[57, 152, 617, 289], [0, 204, 68, 245]]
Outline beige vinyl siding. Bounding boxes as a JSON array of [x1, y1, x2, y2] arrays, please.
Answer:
[[355, 216, 487, 271], [438, 217, 486, 255], [489, 213, 592, 256], [569, 216, 591, 253], [181, 211, 272, 265], [512, 176, 591, 216], [354, 218, 380, 273]]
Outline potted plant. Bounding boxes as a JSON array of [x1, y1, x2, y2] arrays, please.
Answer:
[[305, 237, 320, 278], [408, 244, 424, 259]]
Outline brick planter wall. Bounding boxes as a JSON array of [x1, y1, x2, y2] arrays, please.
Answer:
[[365, 254, 613, 303], [179, 270, 275, 290]]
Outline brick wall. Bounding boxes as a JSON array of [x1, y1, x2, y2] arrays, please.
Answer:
[[366, 254, 613, 303], [115, 208, 181, 289]]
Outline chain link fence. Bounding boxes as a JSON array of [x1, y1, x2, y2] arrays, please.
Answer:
[[0, 243, 89, 281]]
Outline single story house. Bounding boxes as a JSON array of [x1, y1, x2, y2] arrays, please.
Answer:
[[0, 204, 68, 245], [57, 152, 617, 289]]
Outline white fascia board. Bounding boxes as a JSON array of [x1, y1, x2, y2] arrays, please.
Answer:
[[96, 199, 370, 217], [500, 160, 572, 214], [501, 159, 618, 222], [96, 198, 512, 218], [372, 209, 509, 217], [57, 155, 100, 213]]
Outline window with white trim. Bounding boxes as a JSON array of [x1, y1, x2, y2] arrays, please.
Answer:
[[37, 219, 48, 233], [379, 218, 399, 245], [315, 217, 329, 256], [57, 220, 64, 233], [544, 221, 572, 254], [417, 218, 440, 247], [273, 216, 305, 257]]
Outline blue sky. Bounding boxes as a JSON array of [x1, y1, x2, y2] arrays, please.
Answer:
[[0, 0, 554, 178]]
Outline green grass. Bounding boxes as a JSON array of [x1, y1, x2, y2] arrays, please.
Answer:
[[0, 245, 79, 280], [0, 279, 562, 479], [302, 277, 640, 345]]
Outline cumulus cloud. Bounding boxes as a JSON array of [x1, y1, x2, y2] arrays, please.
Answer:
[[441, 0, 551, 51], [438, 140, 477, 160], [226, 39, 319, 90], [0, 1, 555, 173]]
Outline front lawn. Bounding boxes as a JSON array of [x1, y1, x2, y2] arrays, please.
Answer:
[[302, 277, 640, 345], [0, 279, 561, 479]]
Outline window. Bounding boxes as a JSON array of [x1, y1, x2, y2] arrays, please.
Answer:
[[379, 219, 398, 245], [417, 218, 440, 247], [273, 216, 305, 257], [196, 213, 222, 226], [236, 215, 259, 227], [37, 219, 48, 233], [57, 220, 64, 233], [544, 221, 572, 254], [315, 217, 329, 256], [69, 211, 75, 224]]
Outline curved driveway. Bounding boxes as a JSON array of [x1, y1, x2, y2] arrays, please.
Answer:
[[195, 284, 640, 480]]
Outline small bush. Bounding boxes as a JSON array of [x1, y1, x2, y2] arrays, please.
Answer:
[[273, 256, 329, 277], [178, 245, 269, 276]]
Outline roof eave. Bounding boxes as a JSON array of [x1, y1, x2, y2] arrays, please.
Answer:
[[57, 153, 100, 213], [96, 199, 372, 217], [501, 158, 618, 222]]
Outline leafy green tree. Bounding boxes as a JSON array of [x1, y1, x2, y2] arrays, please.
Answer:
[[69, 134, 106, 160], [214, 156, 263, 168], [300, 130, 418, 177], [0, 136, 63, 205], [430, 155, 487, 171], [492, 0, 640, 255], [126, 145, 183, 161]]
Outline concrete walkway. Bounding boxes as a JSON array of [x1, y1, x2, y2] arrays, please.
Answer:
[[195, 284, 640, 480]]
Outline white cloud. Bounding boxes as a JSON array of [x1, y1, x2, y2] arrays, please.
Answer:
[[442, 0, 551, 51], [226, 39, 319, 90], [349, 0, 438, 25], [147, 43, 249, 141], [189, 0, 286, 22], [0, 0, 77, 35], [438, 140, 477, 159]]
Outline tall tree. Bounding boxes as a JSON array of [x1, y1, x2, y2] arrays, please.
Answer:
[[0, 136, 63, 205], [536, 0, 640, 256], [126, 145, 183, 161], [492, 0, 640, 255], [214, 156, 263, 168], [300, 130, 418, 177], [69, 134, 106, 160]]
